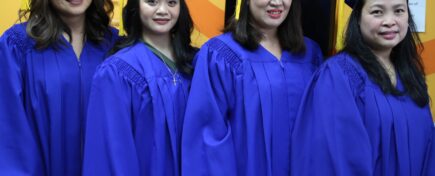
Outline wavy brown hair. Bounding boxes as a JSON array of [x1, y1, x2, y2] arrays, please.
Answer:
[[19, 0, 114, 49]]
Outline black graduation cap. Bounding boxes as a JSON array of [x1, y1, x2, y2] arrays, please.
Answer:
[[345, 0, 357, 8]]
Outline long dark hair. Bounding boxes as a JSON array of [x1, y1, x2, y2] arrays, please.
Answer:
[[113, 0, 195, 74], [224, 0, 305, 53], [19, 0, 114, 49], [342, 0, 428, 106]]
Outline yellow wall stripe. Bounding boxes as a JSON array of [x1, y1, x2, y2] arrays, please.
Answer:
[[191, 29, 210, 48], [186, 0, 224, 47], [334, 0, 351, 51], [208, 0, 225, 11], [235, 0, 241, 19], [21, 0, 29, 10]]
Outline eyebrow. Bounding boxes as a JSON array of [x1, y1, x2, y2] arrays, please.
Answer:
[[368, 3, 407, 9]]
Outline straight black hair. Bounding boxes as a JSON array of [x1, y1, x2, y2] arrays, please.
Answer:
[[224, 0, 306, 53], [342, 0, 429, 106], [113, 0, 196, 74]]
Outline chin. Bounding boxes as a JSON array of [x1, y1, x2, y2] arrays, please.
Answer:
[[152, 30, 171, 35], [382, 41, 400, 48], [261, 23, 281, 30]]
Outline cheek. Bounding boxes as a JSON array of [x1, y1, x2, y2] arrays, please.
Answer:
[[400, 26, 408, 39], [359, 25, 372, 40], [139, 6, 153, 21], [399, 20, 409, 35], [139, 13, 151, 26], [361, 19, 378, 33], [172, 8, 180, 20], [284, 0, 292, 8]]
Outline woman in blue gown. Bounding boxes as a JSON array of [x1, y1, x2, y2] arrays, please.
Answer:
[[291, 0, 435, 175], [182, 0, 323, 175], [82, 0, 196, 175], [0, 0, 117, 175]]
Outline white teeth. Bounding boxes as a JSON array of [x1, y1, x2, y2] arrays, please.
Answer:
[[269, 11, 281, 14]]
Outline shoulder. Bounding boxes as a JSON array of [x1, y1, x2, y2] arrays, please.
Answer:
[[96, 54, 148, 89], [198, 33, 243, 70], [104, 42, 154, 76], [111, 42, 144, 61], [206, 32, 246, 53], [286, 37, 323, 65], [91, 26, 119, 50], [303, 37, 322, 56], [324, 52, 365, 76], [1, 23, 34, 51], [107, 26, 119, 42], [109, 26, 119, 36], [203, 33, 238, 50], [303, 37, 321, 50], [319, 52, 367, 93], [3, 23, 27, 39]]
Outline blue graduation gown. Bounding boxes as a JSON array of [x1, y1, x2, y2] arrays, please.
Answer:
[[182, 33, 323, 176], [82, 42, 191, 176], [291, 53, 435, 175], [0, 23, 117, 175]]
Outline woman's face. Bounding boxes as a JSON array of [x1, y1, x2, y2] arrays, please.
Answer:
[[359, 0, 409, 52], [249, 0, 292, 31], [139, 0, 180, 36], [50, 0, 92, 18]]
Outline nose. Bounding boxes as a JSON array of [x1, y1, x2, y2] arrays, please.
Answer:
[[156, 3, 169, 16], [382, 14, 397, 28], [270, 0, 283, 6]]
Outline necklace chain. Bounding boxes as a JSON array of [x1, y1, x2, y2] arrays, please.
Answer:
[[160, 57, 178, 86], [381, 62, 396, 86], [142, 41, 178, 85]]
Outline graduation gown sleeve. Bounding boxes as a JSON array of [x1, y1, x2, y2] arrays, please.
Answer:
[[425, 127, 435, 176], [0, 26, 44, 175], [82, 58, 141, 176], [182, 40, 240, 176], [291, 58, 373, 176]]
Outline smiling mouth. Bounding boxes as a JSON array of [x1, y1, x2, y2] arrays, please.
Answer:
[[66, 0, 83, 5], [153, 19, 170, 25], [267, 9, 283, 19], [379, 31, 399, 40], [380, 31, 398, 34], [267, 10, 282, 15]]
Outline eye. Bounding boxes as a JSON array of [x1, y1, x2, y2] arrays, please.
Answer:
[[168, 0, 178, 7], [145, 0, 158, 6], [370, 10, 383, 16], [395, 8, 406, 14]]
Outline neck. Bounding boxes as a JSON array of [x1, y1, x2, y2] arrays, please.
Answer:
[[258, 25, 278, 42], [371, 48, 392, 66], [142, 33, 174, 61], [260, 31, 280, 46], [258, 27, 282, 59], [60, 15, 86, 59], [257, 25, 280, 47], [371, 48, 397, 86], [61, 15, 86, 36]]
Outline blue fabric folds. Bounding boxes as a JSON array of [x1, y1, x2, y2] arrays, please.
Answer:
[[0, 23, 117, 175], [83, 42, 191, 176], [182, 33, 323, 176], [291, 53, 435, 176]]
